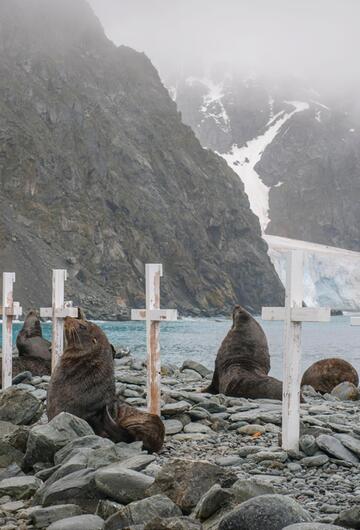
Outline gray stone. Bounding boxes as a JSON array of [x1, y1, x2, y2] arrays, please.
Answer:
[[334, 506, 360, 528], [173, 433, 210, 442], [0, 463, 24, 481], [163, 420, 183, 435], [188, 408, 211, 420], [96, 499, 124, 521], [231, 478, 277, 502], [30, 504, 83, 528], [104, 494, 181, 530], [219, 494, 312, 530], [161, 401, 191, 415], [184, 423, 212, 434], [300, 454, 329, 467], [194, 484, 233, 520], [198, 401, 227, 414], [12, 371, 32, 385], [0, 420, 18, 437], [238, 424, 265, 435], [334, 433, 360, 457], [147, 459, 236, 514], [0, 388, 42, 425], [299, 435, 318, 456], [331, 381, 360, 401], [39, 468, 102, 512], [0, 439, 24, 468], [248, 450, 288, 463], [181, 369, 203, 381], [54, 436, 115, 465], [181, 360, 211, 378], [0, 476, 43, 499], [48, 514, 104, 529], [215, 455, 243, 467], [95, 464, 154, 504], [316, 434, 359, 464], [117, 454, 156, 472], [284, 523, 343, 530], [24, 412, 94, 469], [144, 517, 203, 530]]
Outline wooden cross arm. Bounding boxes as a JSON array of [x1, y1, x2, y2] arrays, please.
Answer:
[[131, 308, 178, 321], [262, 306, 331, 323], [351, 317, 360, 326], [1, 302, 22, 317], [40, 305, 79, 319]]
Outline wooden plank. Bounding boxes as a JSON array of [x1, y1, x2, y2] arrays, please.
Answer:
[[262, 307, 286, 321], [1, 273, 22, 389], [51, 270, 66, 371], [131, 308, 178, 321], [282, 250, 303, 452], [351, 316, 360, 326], [146, 264, 162, 416], [291, 307, 331, 322]]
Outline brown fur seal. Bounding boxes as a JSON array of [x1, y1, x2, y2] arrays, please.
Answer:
[[116, 403, 165, 454], [205, 305, 283, 400], [47, 317, 164, 452], [16, 310, 51, 360], [301, 358, 359, 394]]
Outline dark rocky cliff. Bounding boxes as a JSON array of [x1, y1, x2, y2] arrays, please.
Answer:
[[174, 72, 360, 251], [0, 0, 283, 318]]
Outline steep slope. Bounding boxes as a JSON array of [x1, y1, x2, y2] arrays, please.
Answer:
[[0, 0, 283, 318], [173, 73, 360, 251]]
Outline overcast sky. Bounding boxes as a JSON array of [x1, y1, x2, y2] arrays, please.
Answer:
[[87, 0, 360, 90]]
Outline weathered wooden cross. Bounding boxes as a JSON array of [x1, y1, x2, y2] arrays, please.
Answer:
[[1, 273, 22, 389], [40, 269, 78, 371], [262, 250, 331, 452], [131, 264, 178, 416]]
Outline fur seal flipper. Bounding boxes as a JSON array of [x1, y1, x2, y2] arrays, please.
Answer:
[[205, 305, 282, 400], [16, 310, 51, 361]]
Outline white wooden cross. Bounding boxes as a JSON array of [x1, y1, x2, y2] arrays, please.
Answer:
[[40, 270, 78, 371], [262, 250, 331, 452], [1, 273, 22, 389], [131, 264, 178, 416]]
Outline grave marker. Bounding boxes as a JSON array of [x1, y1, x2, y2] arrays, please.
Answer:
[[131, 264, 178, 415], [262, 250, 331, 452], [1, 273, 22, 389], [40, 269, 78, 371]]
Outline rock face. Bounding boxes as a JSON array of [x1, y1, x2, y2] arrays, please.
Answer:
[[173, 72, 360, 252], [0, 0, 283, 319]]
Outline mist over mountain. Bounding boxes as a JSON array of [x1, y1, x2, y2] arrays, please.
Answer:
[[0, 0, 283, 318]]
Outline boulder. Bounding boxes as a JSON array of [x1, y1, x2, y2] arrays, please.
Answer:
[[104, 494, 181, 530], [144, 517, 203, 530], [54, 436, 114, 466], [0, 475, 43, 499], [331, 381, 360, 401], [147, 459, 237, 514], [219, 494, 312, 530], [334, 433, 360, 457], [299, 435, 318, 456], [24, 412, 94, 469], [194, 484, 233, 520], [316, 434, 359, 464], [95, 464, 154, 504], [48, 514, 105, 529], [284, 523, 344, 530], [39, 468, 102, 512], [0, 439, 24, 467], [231, 478, 277, 503], [334, 506, 360, 528], [0, 388, 42, 425], [29, 504, 83, 528]]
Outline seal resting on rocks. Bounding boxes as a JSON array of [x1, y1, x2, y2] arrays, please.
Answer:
[[16, 310, 51, 360], [47, 317, 165, 452], [301, 358, 359, 394], [205, 305, 283, 400]]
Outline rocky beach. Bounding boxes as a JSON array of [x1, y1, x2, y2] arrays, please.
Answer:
[[0, 350, 359, 529]]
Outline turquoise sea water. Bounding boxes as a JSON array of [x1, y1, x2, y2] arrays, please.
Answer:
[[1, 316, 359, 380]]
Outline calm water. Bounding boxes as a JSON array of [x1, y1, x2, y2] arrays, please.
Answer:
[[2, 316, 359, 380]]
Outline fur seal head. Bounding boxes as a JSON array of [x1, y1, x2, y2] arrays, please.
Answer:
[[64, 316, 111, 358]]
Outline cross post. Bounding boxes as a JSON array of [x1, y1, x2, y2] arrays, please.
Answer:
[[131, 264, 178, 415], [40, 269, 78, 371], [262, 250, 331, 452], [1, 273, 22, 389]]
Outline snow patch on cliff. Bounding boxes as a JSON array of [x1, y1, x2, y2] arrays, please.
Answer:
[[222, 101, 309, 232]]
